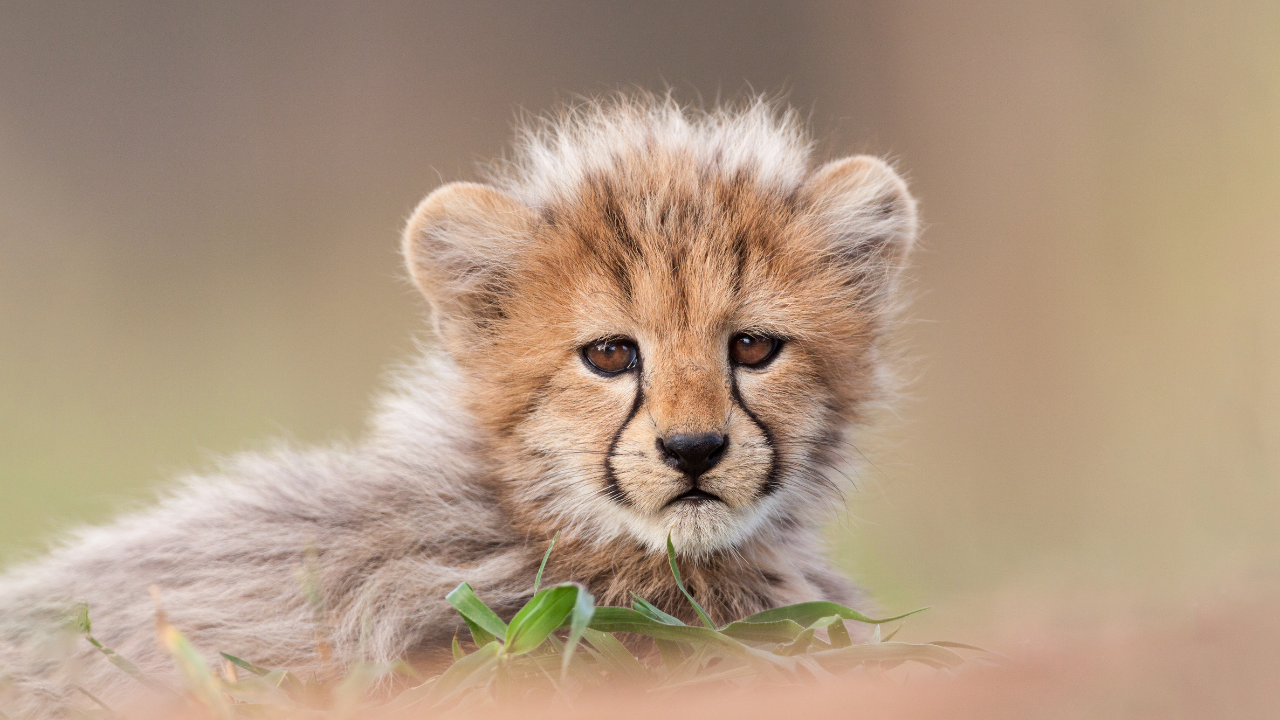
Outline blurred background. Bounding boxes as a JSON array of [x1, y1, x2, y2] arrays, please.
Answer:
[[2, 1, 1277, 646]]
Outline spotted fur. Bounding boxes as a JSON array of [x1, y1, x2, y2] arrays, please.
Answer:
[[0, 94, 916, 717]]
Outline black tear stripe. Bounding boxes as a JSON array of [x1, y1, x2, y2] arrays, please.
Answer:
[[603, 382, 645, 506], [730, 375, 780, 496]]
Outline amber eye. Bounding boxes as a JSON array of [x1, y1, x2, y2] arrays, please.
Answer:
[[729, 334, 780, 367], [582, 338, 639, 375]]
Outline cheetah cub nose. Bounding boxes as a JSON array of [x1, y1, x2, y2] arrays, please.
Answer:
[[657, 433, 728, 477]]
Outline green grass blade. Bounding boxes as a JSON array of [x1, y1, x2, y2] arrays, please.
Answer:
[[263, 669, 306, 697], [774, 628, 815, 656], [451, 634, 465, 661], [808, 641, 965, 671], [589, 618, 719, 644], [331, 662, 410, 716], [84, 635, 177, 698], [806, 615, 851, 649], [928, 640, 1010, 662], [586, 607, 790, 670], [75, 604, 178, 698], [665, 534, 718, 630], [375, 678, 437, 712], [71, 686, 115, 715], [532, 532, 559, 594], [504, 584, 578, 655], [542, 633, 566, 655], [157, 623, 233, 720], [719, 619, 806, 644], [446, 583, 508, 646], [740, 601, 928, 627], [220, 674, 300, 708], [219, 652, 271, 677], [460, 618, 496, 647], [581, 628, 648, 681], [585, 607, 703, 637], [828, 620, 851, 648], [587, 606, 652, 627], [630, 594, 685, 625], [505, 653, 564, 698], [596, 604, 696, 666], [651, 663, 756, 691], [68, 602, 92, 636], [768, 616, 848, 655], [560, 584, 595, 679], [424, 641, 502, 707], [654, 640, 687, 670], [662, 643, 715, 685], [927, 640, 999, 654], [793, 655, 841, 686]]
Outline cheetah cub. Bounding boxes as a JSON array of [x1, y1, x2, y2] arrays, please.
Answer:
[[0, 94, 917, 716]]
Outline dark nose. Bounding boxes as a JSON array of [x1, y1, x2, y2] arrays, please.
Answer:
[[657, 433, 728, 477]]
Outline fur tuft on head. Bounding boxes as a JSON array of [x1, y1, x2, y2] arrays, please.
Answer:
[[493, 93, 814, 205]]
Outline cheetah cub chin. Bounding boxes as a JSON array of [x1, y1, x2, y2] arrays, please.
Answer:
[[0, 94, 916, 717]]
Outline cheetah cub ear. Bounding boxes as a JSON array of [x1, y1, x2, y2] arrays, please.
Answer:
[[802, 155, 919, 303], [402, 182, 537, 341]]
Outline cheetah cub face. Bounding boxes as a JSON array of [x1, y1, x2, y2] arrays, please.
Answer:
[[403, 104, 916, 556]]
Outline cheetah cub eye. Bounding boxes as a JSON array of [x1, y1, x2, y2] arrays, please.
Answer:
[[729, 334, 781, 368], [582, 338, 639, 375]]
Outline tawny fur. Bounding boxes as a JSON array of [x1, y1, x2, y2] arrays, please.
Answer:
[[0, 94, 917, 718]]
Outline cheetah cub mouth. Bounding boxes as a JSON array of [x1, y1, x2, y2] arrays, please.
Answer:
[[667, 489, 720, 505], [402, 100, 916, 557]]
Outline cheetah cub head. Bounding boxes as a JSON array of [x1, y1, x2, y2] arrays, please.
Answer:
[[402, 98, 917, 556]]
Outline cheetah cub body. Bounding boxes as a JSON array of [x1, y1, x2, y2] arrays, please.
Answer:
[[0, 95, 917, 717]]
